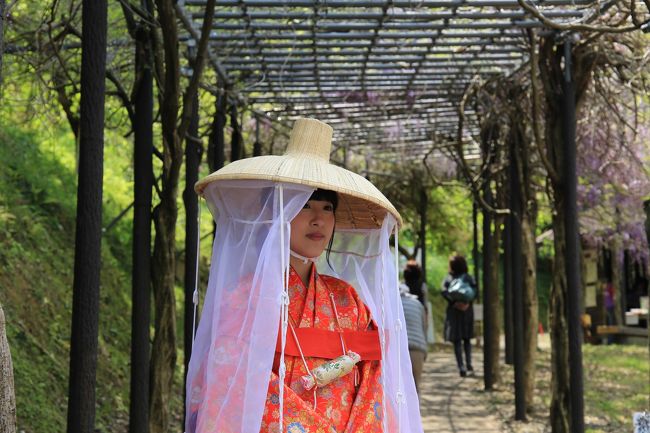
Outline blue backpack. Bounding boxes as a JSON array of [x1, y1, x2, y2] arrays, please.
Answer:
[[447, 276, 475, 303]]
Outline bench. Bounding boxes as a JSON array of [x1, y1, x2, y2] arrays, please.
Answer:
[[595, 325, 649, 345]]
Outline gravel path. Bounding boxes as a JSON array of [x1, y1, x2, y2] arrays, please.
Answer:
[[419, 346, 508, 433]]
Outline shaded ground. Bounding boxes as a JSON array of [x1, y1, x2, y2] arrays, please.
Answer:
[[420, 335, 650, 433], [420, 344, 507, 433], [486, 335, 649, 433]]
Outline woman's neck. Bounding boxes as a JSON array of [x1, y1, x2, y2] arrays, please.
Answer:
[[290, 255, 312, 286]]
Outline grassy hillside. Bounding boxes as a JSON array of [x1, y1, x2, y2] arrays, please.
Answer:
[[0, 127, 134, 432]]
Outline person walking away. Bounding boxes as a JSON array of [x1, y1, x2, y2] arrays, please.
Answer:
[[441, 254, 478, 377], [403, 260, 428, 313], [399, 282, 427, 394]]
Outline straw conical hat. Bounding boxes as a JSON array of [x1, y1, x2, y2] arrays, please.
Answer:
[[195, 118, 402, 229]]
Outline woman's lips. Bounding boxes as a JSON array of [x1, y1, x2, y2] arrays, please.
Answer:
[[306, 233, 325, 241]]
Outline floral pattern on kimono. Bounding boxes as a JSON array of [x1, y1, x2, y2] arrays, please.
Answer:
[[259, 265, 384, 433]]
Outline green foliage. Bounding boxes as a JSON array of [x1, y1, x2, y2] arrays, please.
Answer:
[[425, 251, 453, 341], [0, 126, 133, 432]]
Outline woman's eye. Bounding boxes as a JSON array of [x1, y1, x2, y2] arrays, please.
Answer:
[[324, 204, 334, 212]]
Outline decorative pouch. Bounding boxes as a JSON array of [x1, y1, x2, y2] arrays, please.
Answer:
[[301, 351, 361, 390]]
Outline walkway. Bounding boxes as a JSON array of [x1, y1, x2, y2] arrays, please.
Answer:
[[420, 346, 506, 433]]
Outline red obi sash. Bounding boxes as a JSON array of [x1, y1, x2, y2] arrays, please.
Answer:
[[276, 327, 382, 361]]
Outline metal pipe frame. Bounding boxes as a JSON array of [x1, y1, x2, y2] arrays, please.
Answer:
[[185, 0, 594, 7], [200, 9, 584, 20], [179, 0, 603, 171]]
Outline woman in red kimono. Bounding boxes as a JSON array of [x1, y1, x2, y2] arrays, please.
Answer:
[[260, 189, 384, 432], [185, 118, 423, 433]]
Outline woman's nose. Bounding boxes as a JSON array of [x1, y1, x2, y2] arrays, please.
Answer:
[[310, 210, 325, 226]]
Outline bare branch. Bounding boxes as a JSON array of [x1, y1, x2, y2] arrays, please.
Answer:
[[177, 0, 216, 141], [457, 82, 510, 215], [118, 0, 138, 38], [517, 0, 639, 33], [527, 28, 559, 183], [106, 69, 135, 124]]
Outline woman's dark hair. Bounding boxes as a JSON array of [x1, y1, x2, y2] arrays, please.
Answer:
[[404, 260, 426, 306], [449, 254, 468, 277], [309, 188, 338, 269], [310, 188, 338, 212]]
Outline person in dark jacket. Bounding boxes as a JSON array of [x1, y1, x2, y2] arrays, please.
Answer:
[[441, 254, 477, 377]]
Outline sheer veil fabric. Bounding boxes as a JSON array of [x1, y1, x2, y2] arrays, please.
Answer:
[[185, 179, 423, 433], [318, 220, 422, 433]]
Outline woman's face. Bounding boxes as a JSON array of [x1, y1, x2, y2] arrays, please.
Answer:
[[290, 199, 335, 258]]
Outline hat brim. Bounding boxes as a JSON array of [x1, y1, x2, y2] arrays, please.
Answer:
[[195, 155, 402, 230]]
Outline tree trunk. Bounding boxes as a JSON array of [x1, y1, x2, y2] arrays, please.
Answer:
[[512, 117, 539, 413], [521, 212, 538, 412], [0, 305, 16, 433], [503, 203, 514, 365], [482, 183, 502, 389], [66, 1, 107, 432], [253, 114, 262, 157], [208, 91, 226, 172], [488, 212, 502, 382], [150, 2, 181, 432], [549, 213, 571, 433], [149, 1, 215, 430], [539, 35, 590, 433], [542, 35, 597, 432], [150, 200, 179, 433]]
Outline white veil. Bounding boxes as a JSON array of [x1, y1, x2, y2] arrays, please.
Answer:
[[185, 179, 423, 433], [317, 218, 423, 433]]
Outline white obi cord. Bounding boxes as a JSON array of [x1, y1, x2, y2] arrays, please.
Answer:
[[278, 184, 289, 432]]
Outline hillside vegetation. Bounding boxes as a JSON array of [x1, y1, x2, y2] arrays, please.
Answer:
[[0, 127, 135, 432]]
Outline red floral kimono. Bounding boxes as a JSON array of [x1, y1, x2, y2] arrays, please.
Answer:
[[260, 265, 384, 433]]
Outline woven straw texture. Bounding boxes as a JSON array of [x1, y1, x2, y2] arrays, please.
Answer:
[[195, 118, 402, 229]]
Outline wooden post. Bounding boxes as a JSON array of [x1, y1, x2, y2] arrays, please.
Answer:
[[183, 49, 202, 416], [129, 7, 154, 432], [230, 103, 241, 162], [561, 39, 585, 433], [67, 1, 107, 431]]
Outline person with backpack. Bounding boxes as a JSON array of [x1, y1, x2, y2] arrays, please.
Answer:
[[441, 254, 478, 377]]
